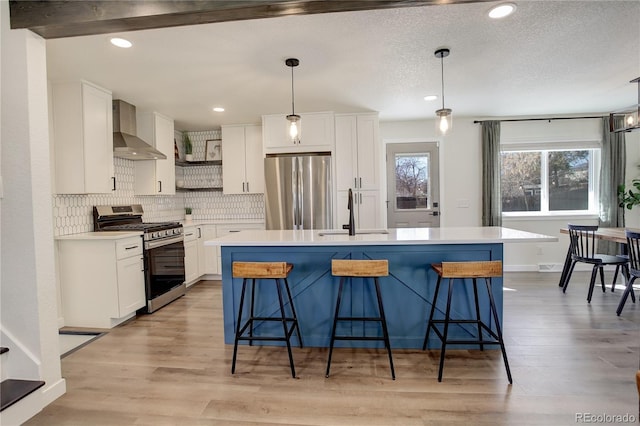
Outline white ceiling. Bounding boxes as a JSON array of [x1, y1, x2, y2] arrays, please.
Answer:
[[45, 1, 640, 132]]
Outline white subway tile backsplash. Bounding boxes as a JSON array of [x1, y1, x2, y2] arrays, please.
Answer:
[[53, 129, 264, 237]]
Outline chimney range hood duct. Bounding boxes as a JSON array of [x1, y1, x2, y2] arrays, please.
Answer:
[[112, 100, 167, 160]]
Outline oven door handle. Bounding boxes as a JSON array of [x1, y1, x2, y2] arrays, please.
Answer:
[[144, 234, 184, 250]]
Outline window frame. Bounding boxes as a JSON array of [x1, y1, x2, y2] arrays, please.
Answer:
[[500, 146, 601, 218]]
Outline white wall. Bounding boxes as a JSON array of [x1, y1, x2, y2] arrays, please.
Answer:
[[380, 116, 640, 271], [0, 0, 65, 420], [380, 118, 483, 228]]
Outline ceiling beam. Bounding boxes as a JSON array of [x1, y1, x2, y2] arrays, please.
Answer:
[[9, 0, 492, 39]]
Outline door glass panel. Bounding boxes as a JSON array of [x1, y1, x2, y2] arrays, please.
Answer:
[[395, 153, 430, 210]]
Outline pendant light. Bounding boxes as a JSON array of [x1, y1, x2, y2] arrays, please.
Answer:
[[434, 48, 452, 135], [285, 58, 301, 144]]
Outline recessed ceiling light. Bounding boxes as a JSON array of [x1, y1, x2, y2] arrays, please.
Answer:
[[488, 3, 516, 19], [213, 107, 225, 112], [110, 37, 132, 48], [424, 95, 438, 101]]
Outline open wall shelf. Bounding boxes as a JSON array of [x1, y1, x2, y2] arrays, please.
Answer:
[[176, 187, 223, 192], [175, 160, 222, 167]]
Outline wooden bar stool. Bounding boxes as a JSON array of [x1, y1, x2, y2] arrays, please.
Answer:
[[326, 259, 395, 379], [423, 260, 512, 384], [231, 261, 302, 378]]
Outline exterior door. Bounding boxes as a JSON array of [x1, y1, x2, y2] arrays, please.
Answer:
[[386, 142, 440, 228]]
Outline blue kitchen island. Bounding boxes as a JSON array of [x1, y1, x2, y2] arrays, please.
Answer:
[[207, 227, 556, 349]]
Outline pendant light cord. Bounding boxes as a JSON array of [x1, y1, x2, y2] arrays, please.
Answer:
[[440, 55, 445, 110], [290, 65, 296, 116]]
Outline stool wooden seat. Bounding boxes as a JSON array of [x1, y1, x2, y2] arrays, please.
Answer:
[[424, 260, 512, 383], [326, 259, 395, 379], [231, 261, 302, 378]]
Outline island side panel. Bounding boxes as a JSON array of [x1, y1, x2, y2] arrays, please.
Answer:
[[221, 243, 504, 349]]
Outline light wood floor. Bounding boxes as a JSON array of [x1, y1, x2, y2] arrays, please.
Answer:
[[27, 272, 639, 425]]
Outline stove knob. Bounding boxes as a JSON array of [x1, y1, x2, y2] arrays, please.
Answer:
[[152, 232, 159, 239]]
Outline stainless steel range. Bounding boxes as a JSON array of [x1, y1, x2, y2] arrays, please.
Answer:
[[93, 204, 186, 313]]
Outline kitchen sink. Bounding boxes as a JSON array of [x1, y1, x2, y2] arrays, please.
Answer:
[[318, 229, 389, 236]]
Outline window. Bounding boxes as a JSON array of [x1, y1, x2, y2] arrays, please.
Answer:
[[501, 148, 599, 215]]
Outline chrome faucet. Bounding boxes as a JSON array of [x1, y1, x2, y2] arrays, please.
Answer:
[[342, 188, 356, 235]]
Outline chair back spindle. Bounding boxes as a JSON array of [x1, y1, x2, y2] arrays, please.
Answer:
[[626, 231, 640, 274], [568, 224, 598, 260]]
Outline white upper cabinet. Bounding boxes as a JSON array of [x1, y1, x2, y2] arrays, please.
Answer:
[[335, 113, 382, 229], [335, 113, 380, 192], [222, 124, 264, 194], [262, 112, 335, 153], [134, 111, 176, 195], [51, 80, 115, 194]]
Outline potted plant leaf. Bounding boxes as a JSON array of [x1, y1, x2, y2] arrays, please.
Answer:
[[183, 132, 193, 161], [618, 179, 640, 210]]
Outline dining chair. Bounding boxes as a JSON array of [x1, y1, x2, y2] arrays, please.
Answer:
[[616, 230, 639, 315], [562, 224, 629, 303]]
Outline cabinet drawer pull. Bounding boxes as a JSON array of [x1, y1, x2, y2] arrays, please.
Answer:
[[185, 233, 194, 237], [125, 245, 139, 250], [246, 182, 250, 192], [112, 177, 116, 191], [158, 180, 162, 193], [242, 182, 245, 192], [229, 230, 241, 233]]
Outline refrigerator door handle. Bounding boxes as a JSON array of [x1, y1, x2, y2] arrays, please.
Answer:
[[296, 158, 303, 229], [292, 160, 299, 229]]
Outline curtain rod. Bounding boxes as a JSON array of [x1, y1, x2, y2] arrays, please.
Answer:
[[473, 116, 604, 124]]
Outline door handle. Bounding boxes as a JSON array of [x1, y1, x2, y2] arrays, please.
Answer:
[[432, 211, 439, 216]]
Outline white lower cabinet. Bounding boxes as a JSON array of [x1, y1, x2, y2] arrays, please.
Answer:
[[185, 224, 218, 285], [200, 225, 218, 275], [184, 226, 200, 286], [215, 223, 265, 273], [337, 190, 382, 230], [57, 235, 145, 328]]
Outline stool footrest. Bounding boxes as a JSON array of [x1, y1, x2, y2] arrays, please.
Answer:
[[237, 336, 293, 342], [332, 336, 387, 341], [335, 316, 384, 322], [429, 321, 502, 342]]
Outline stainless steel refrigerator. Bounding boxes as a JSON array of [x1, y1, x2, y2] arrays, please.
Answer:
[[264, 153, 333, 230]]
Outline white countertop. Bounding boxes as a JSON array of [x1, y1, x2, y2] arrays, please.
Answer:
[[55, 231, 143, 240], [204, 227, 558, 247]]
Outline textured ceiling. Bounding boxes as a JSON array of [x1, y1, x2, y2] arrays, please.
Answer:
[[45, 1, 640, 131]]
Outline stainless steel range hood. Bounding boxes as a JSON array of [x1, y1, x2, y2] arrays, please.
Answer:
[[113, 100, 167, 160]]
